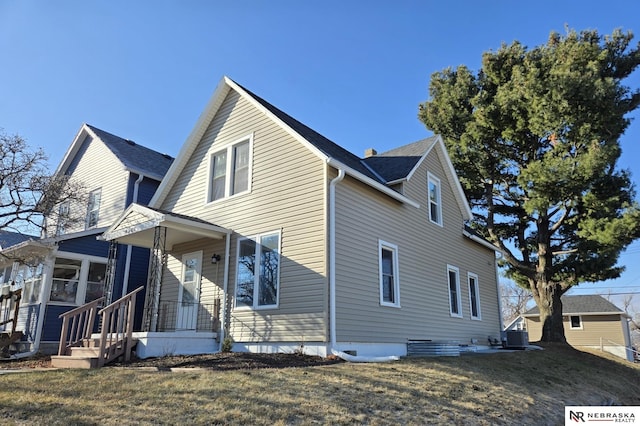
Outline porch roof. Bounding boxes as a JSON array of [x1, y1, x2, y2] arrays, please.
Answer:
[[101, 204, 231, 249]]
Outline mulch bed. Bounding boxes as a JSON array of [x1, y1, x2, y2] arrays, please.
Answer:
[[0, 352, 343, 371]]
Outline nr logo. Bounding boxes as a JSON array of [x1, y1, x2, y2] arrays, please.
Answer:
[[569, 411, 585, 422]]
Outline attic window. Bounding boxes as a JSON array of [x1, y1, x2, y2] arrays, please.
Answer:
[[207, 135, 253, 203], [428, 172, 442, 226]]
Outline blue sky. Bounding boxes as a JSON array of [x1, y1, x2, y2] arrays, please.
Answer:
[[1, 1, 640, 306]]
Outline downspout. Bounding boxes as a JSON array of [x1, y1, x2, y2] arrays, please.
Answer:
[[122, 173, 145, 296], [327, 166, 399, 363], [495, 252, 505, 331], [218, 232, 231, 350], [328, 167, 345, 353]]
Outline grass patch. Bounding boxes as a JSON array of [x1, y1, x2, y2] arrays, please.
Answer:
[[0, 344, 638, 425]]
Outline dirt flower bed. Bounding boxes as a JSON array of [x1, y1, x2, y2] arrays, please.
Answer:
[[110, 352, 343, 370], [1, 352, 342, 370]]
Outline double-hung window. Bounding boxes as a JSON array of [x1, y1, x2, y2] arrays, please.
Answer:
[[468, 273, 481, 319], [208, 136, 252, 202], [428, 173, 442, 226], [86, 189, 101, 228], [235, 231, 280, 309], [447, 265, 462, 317], [379, 240, 400, 307], [56, 201, 70, 236]]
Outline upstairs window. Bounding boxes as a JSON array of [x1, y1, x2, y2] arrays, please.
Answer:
[[208, 136, 252, 203], [235, 231, 280, 309], [56, 201, 70, 236], [428, 173, 442, 226], [86, 189, 101, 228], [468, 273, 481, 319], [447, 265, 462, 317], [378, 240, 400, 307]]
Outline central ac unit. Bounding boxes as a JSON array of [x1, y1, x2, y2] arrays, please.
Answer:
[[501, 330, 529, 349]]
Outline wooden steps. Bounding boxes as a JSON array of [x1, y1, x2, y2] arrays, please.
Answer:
[[51, 337, 136, 369]]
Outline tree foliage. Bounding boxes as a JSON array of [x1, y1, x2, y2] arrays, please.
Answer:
[[0, 130, 85, 246], [419, 28, 640, 342]]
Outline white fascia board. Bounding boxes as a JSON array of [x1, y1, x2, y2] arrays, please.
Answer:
[[327, 158, 420, 208], [404, 137, 438, 182], [462, 229, 501, 253], [434, 135, 473, 221], [163, 213, 231, 237], [150, 78, 232, 208], [42, 227, 109, 244], [225, 77, 330, 163], [52, 123, 92, 178]]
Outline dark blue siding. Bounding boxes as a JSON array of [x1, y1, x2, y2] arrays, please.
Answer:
[[57, 234, 109, 258]]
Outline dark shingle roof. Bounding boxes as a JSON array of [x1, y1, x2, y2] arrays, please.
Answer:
[[234, 82, 386, 184], [362, 137, 439, 182], [0, 230, 36, 250], [86, 125, 174, 181], [524, 295, 624, 315]]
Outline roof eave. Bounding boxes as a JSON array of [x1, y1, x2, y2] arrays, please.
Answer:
[[462, 229, 501, 253], [327, 158, 420, 208]]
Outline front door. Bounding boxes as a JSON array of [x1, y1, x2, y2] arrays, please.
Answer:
[[176, 251, 202, 330]]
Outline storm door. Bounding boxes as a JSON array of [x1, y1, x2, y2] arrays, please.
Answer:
[[176, 251, 202, 330]]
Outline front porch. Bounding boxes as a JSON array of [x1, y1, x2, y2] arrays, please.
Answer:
[[101, 203, 232, 358]]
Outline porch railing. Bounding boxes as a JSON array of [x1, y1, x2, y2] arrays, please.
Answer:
[[57, 296, 105, 356], [96, 286, 144, 366], [0, 287, 22, 332], [156, 298, 220, 332], [58, 286, 144, 367]]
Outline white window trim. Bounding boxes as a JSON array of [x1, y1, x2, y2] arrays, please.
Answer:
[[447, 264, 462, 318], [467, 272, 481, 320], [234, 230, 281, 311], [427, 172, 443, 227], [206, 133, 254, 204], [47, 252, 107, 307], [86, 188, 102, 229], [569, 315, 583, 330], [378, 240, 401, 308]]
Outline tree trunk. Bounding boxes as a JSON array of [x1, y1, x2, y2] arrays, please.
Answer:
[[537, 285, 566, 343]]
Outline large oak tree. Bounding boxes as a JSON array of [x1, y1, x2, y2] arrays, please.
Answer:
[[420, 29, 640, 342]]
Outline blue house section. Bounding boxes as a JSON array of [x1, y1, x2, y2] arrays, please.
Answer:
[[40, 235, 138, 342]]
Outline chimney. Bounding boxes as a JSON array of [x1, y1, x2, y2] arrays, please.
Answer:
[[364, 148, 377, 158]]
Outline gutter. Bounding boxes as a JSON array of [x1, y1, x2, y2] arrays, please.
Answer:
[[327, 165, 399, 364], [326, 158, 420, 209]]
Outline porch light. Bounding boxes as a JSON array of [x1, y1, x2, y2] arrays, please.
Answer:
[[211, 254, 221, 264]]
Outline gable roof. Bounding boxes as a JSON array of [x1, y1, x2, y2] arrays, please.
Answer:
[[55, 124, 174, 182], [151, 76, 477, 220], [523, 295, 625, 316]]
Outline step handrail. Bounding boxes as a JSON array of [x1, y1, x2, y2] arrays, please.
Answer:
[[95, 286, 144, 367], [57, 296, 105, 357]]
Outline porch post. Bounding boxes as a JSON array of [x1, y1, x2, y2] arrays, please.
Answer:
[[142, 226, 167, 332], [103, 241, 118, 305]]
